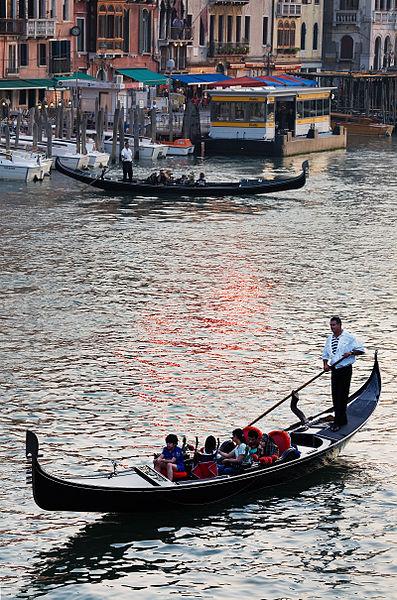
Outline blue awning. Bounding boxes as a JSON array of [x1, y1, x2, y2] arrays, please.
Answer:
[[171, 73, 231, 86]]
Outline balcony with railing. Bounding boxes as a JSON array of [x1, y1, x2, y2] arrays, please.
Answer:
[[334, 10, 359, 25], [6, 66, 19, 76], [26, 18, 56, 38], [207, 41, 249, 58], [276, 3, 301, 17], [373, 11, 397, 26], [209, 0, 249, 6], [49, 57, 71, 75], [159, 26, 194, 46], [0, 18, 25, 35], [97, 38, 124, 53]]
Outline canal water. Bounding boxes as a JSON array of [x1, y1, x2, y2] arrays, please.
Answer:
[[1, 138, 396, 599]]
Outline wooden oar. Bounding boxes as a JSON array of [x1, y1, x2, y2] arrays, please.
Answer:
[[248, 354, 352, 427], [80, 166, 108, 193]]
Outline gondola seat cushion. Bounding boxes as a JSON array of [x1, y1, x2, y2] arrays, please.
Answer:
[[191, 461, 218, 479], [268, 430, 291, 454], [160, 467, 188, 481], [243, 426, 263, 442]]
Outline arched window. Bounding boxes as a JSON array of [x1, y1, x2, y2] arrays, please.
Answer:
[[384, 35, 392, 67], [199, 15, 205, 46], [277, 19, 295, 48], [97, 67, 106, 81], [159, 1, 166, 39], [301, 22, 306, 50], [290, 21, 295, 47], [313, 23, 318, 50], [277, 19, 284, 47], [374, 36, 381, 69], [139, 8, 151, 53], [340, 34, 353, 59], [97, 3, 123, 50]]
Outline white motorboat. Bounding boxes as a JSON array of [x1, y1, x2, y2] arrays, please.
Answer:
[[0, 147, 52, 176], [13, 135, 91, 170], [160, 138, 195, 156], [85, 140, 110, 168], [103, 136, 167, 160], [0, 153, 45, 182]]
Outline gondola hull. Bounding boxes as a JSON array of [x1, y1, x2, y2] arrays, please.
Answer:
[[26, 356, 380, 513], [55, 158, 308, 198]]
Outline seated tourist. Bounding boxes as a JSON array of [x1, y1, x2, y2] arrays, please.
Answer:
[[188, 172, 195, 186], [146, 171, 159, 184], [253, 432, 279, 466], [196, 172, 206, 186], [243, 429, 260, 466], [178, 174, 189, 185], [217, 428, 246, 475], [153, 433, 185, 480], [158, 169, 168, 184], [195, 435, 217, 463]]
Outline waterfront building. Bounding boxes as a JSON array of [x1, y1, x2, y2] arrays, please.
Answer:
[[322, 0, 397, 71], [0, 0, 74, 107]]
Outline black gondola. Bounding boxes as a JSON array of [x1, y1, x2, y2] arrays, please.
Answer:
[[26, 355, 380, 513], [55, 158, 309, 197]]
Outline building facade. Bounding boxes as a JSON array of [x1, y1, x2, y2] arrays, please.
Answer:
[[322, 0, 397, 71]]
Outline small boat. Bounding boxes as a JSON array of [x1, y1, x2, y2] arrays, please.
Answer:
[[0, 153, 45, 181], [103, 136, 167, 160], [331, 113, 394, 137], [55, 158, 309, 198], [160, 138, 195, 156], [0, 148, 52, 176], [12, 135, 94, 170], [85, 140, 110, 169], [26, 355, 380, 513]]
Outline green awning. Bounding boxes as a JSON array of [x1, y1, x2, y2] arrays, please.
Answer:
[[55, 72, 96, 82], [0, 78, 57, 90], [116, 68, 167, 86]]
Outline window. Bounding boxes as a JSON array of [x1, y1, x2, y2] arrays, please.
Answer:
[[301, 22, 306, 50], [313, 23, 318, 50], [227, 15, 233, 43], [19, 43, 28, 66], [236, 15, 241, 43], [98, 4, 124, 51], [340, 0, 358, 8], [38, 42, 47, 66], [218, 15, 223, 43], [50, 40, 70, 73], [123, 10, 129, 52], [277, 19, 295, 48], [8, 44, 17, 73], [340, 34, 353, 60], [0, 0, 6, 18], [244, 16, 250, 42], [262, 16, 268, 46], [199, 16, 205, 46], [19, 89, 27, 105], [209, 15, 215, 43], [62, 0, 69, 21], [249, 102, 265, 122], [76, 17, 85, 52], [139, 8, 151, 53]]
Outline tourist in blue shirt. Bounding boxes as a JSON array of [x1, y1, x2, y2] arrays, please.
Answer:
[[153, 434, 185, 480]]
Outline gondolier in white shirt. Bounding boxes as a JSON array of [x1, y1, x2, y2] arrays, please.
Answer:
[[322, 316, 365, 432], [121, 140, 133, 182]]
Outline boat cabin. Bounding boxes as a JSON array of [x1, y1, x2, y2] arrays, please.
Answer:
[[207, 85, 334, 141]]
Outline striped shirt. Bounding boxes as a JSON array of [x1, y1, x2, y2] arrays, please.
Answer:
[[331, 335, 339, 354]]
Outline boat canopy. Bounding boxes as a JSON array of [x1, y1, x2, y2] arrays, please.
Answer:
[[170, 73, 231, 86]]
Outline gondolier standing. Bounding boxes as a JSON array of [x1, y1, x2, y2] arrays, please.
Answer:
[[121, 141, 133, 182], [322, 316, 365, 431]]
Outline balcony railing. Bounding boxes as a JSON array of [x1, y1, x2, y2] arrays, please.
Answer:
[[26, 18, 56, 38], [208, 42, 249, 57], [209, 0, 249, 5], [97, 38, 124, 52], [334, 10, 358, 24], [49, 57, 71, 75], [373, 10, 397, 25], [0, 18, 25, 35], [6, 66, 19, 75], [276, 3, 301, 17]]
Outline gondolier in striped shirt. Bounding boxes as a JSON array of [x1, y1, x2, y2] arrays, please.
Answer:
[[121, 141, 133, 183], [322, 316, 365, 432]]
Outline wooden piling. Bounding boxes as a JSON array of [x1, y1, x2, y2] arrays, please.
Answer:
[[133, 107, 139, 159], [32, 122, 38, 150], [46, 122, 53, 158], [111, 106, 120, 164], [4, 125, 10, 151], [14, 113, 22, 148], [81, 113, 87, 155], [150, 107, 157, 142]]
